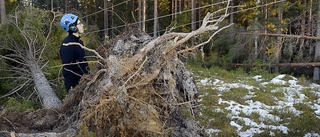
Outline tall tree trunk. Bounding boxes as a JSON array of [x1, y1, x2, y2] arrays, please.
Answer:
[[191, 0, 196, 46], [313, 1, 320, 80], [154, 0, 158, 37], [171, 0, 174, 20], [230, 0, 233, 24], [298, 0, 306, 61], [0, 0, 5, 24], [197, 0, 201, 28], [51, 0, 53, 11], [138, 0, 141, 30], [65, 0, 68, 12], [26, 52, 62, 109], [104, 0, 108, 39], [142, 0, 146, 32], [308, 0, 313, 57], [111, 0, 114, 36], [174, 0, 178, 21], [254, 4, 258, 57], [307, 0, 313, 35], [275, 2, 282, 73], [262, 0, 268, 70]]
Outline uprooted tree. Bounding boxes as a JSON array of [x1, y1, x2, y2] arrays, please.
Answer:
[[0, 3, 233, 137]]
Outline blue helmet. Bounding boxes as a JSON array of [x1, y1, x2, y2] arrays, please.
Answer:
[[60, 13, 78, 32]]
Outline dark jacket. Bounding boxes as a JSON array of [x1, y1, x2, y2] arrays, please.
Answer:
[[60, 34, 89, 92]]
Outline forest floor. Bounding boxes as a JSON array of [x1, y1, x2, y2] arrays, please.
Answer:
[[188, 64, 320, 137]]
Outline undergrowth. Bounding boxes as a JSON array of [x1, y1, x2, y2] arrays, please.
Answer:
[[3, 97, 37, 112]]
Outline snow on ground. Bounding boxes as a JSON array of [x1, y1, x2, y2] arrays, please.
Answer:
[[197, 74, 320, 137]]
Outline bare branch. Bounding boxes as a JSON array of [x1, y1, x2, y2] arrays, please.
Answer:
[[177, 23, 234, 54], [0, 55, 28, 66], [0, 79, 32, 99], [62, 42, 104, 60], [38, 11, 56, 63], [165, 14, 231, 54]]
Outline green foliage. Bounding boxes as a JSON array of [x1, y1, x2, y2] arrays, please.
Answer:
[[77, 124, 96, 137], [5, 0, 21, 14], [250, 66, 279, 81], [212, 67, 246, 82], [0, 7, 69, 103], [4, 97, 37, 111], [287, 112, 320, 136], [253, 89, 282, 106], [300, 89, 318, 102], [297, 75, 310, 87], [234, 0, 260, 27], [184, 51, 204, 66], [222, 88, 248, 104], [0, 61, 13, 96]]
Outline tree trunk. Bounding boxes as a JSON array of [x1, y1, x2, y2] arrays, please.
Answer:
[[254, 13, 258, 56], [64, 0, 68, 12], [275, 2, 282, 73], [142, 0, 146, 32], [298, 0, 306, 61], [313, 1, 320, 80], [111, 1, 114, 37], [154, 0, 158, 37], [174, 0, 178, 21], [104, 0, 108, 38], [191, 0, 196, 46], [26, 52, 62, 109], [307, 0, 313, 35], [262, 0, 268, 70], [0, 0, 5, 24], [138, 0, 141, 29], [171, 0, 174, 20]]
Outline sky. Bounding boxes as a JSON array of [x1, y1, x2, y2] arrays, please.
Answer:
[[197, 74, 320, 137]]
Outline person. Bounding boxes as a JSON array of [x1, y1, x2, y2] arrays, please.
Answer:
[[59, 13, 89, 92]]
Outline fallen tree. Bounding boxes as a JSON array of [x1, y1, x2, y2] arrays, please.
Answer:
[[0, 4, 233, 136], [0, 8, 62, 109]]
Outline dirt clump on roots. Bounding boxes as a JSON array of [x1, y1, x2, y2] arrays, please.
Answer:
[[0, 28, 203, 137]]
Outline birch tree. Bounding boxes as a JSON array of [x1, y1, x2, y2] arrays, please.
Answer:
[[0, 8, 62, 108]]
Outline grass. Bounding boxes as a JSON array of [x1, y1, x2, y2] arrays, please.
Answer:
[[300, 88, 319, 102], [186, 64, 320, 136], [221, 88, 249, 104]]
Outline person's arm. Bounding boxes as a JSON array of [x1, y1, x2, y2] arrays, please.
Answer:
[[76, 44, 89, 74]]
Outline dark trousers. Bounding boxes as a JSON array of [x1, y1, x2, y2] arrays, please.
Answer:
[[63, 73, 81, 92]]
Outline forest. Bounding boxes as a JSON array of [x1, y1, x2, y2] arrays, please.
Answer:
[[0, 0, 320, 136]]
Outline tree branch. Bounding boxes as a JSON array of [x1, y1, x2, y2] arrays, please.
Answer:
[[62, 42, 104, 60]]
